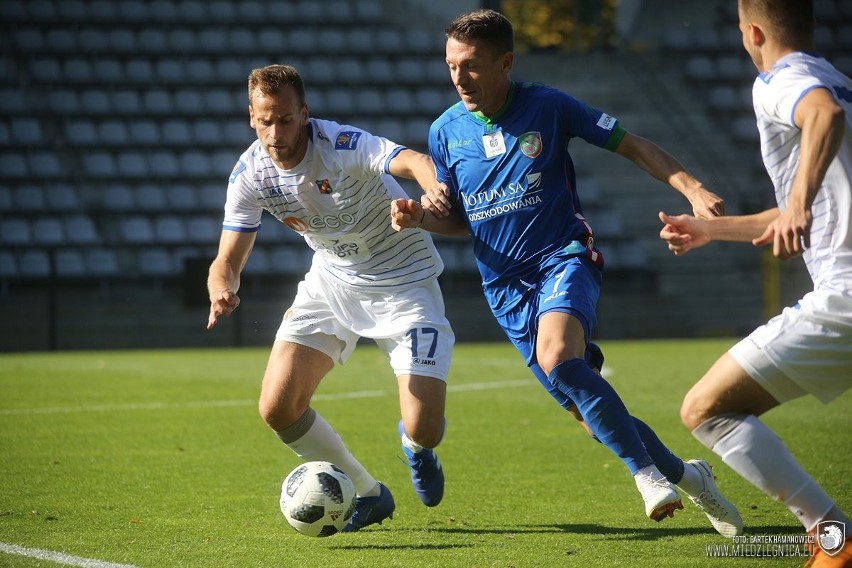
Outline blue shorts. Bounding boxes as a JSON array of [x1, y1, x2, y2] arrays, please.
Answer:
[[493, 256, 601, 367]]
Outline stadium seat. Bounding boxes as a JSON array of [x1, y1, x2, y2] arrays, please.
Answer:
[[32, 218, 65, 245], [14, 28, 45, 52], [112, 89, 143, 114], [148, 151, 181, 177], [0, 152, 29, 177], [31, 151, 64, 178], [18, 250, 51, 278], [175, 90, 206, 115], [0, 250, 18, 279], [55, 249, 86, 277], [154, 216, 187, 243], [167, 184, 199, 210], [129, 121, 160, 145], [48, 89, 80, 114], [84, 248, 120, 276], [135, 184, 168, 211], [102, 184, 136, 211], [65, 118, 100, 145], [119, 216, 156, 244], [50, 184, 82, 211], [46, 28, 77, 54], [107, 29, 138, 53], [137, 69, 173, 102], [9, 118, 42, 145], [80, 89, 111, 114], [78, 28, 109, 52], [64, 58, 94, 83], [99, 120, 130, 145], [242, 246, 270, 275], [0, 218, 32, 246], [162, 120, 193, 145], [0, 188, 12, 212], [186, 216, 220, 244], [117, 151, 150, 177], [137, 247, 176, 276], [64, 215, 99, 245], [13, 185, 46, 211]]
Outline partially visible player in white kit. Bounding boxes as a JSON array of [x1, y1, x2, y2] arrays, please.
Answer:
[[206, 64, 452, 531], [660, 0, 852, 564]]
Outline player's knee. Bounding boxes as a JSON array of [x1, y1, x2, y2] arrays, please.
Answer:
[[679, 392, 707, 431], [258, 394, 307, 432]]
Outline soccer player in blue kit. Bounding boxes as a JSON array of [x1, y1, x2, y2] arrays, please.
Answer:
[[391, 9, 742, 535]]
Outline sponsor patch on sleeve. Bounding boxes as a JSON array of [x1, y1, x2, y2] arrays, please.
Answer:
[[596, 113, 616, 130], [229, 160, 246, 183], [334, 131, 361, 150]]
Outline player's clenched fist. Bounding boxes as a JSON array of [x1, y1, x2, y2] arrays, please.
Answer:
[[208, 289, 240, 329], [391, 198, 425, 232]]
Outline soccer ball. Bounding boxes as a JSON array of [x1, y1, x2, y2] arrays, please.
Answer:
[[280, 461, 357, 537]]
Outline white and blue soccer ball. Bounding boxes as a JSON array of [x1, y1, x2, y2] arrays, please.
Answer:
[[280, 461, 356, 537]]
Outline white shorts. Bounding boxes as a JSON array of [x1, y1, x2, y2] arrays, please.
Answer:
[[275, 267, 454, 381], [729, 289, 852, 404]]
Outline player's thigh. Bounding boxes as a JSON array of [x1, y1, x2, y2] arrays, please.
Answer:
[[681, 352, 780, 429], [397, 374, 447, 445], [260, 339, 335, 423], [536, 311, 587, 374]]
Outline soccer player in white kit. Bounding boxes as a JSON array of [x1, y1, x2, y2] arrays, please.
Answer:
[[659, 1, 851, 563], [207, 64, 453, 531]]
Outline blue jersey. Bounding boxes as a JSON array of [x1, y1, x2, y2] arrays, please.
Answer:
[[429, 81, 624, 315]]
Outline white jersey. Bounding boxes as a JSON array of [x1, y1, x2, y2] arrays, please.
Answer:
[[752, 51, 852, 297], [224, 118, 443, 290]]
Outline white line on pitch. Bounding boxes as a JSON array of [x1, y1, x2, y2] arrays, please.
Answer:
[[0, 542, 139, 568], [0, 367, 612, 417]]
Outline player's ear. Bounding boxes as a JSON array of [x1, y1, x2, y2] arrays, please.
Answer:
[[748, 22, 765, 47], [502, 51, 514, 74], [300, 102, 309, 125], [248, 104, 256, 129]]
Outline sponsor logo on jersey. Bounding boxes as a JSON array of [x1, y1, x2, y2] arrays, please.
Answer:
[[447, 139, 473, 150], [334, 131, 361, 150], [596, 113, 616, 130], [316, 179, 333, 194], [282, 213, 356, 233], [518, 131, 543, 158], [229, 160, 246, 183], [527, 172, 542, 189]]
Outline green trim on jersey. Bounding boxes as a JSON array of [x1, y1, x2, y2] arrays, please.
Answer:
[[472, 82, 517, 129], [604, 124, 627, 151]]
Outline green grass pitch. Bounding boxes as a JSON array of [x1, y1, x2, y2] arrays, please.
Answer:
[[1, 340, 849, 567]]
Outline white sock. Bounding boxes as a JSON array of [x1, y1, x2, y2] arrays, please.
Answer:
[[401, 431, 424, 454], [675, 461, 704, 496], [276, 408, 380, 497], [701, 414, 834, 532]]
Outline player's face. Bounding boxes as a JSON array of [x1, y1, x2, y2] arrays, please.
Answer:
[[446, 37, 513, 117], [249, 86, 309, 169]]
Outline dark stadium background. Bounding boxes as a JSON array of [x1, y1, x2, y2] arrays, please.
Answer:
[[2, 0, 849, 351]]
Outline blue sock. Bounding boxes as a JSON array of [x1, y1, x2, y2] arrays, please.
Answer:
[[548, 359, 652, 474], [631, 417, 685, 484]]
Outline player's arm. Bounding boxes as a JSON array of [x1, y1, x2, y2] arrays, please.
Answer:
[[614, 131, 725, 219], [391, 196, 467, 236], [207, 229, 256, 329], [659, 208, 780, 256], [753, 87, 845, 258], [387, 148, 452, 215]]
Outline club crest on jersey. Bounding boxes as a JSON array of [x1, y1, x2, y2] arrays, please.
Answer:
[[335, 131, 361, 150], [229, 160, 246, 183], [518, 132, 543, 158], [316, 179, 333, 194]]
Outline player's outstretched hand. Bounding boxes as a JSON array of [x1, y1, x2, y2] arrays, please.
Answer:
[[423, 182, 452, 217], [391, 198, 424, 232], [207, 289, 240, 329], [659, 211, 711, 256], [752, 206, 811, 260]]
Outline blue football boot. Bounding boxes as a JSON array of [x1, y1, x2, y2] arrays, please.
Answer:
[[398, 420, 444, 507], [341, 482, 395, 532]]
